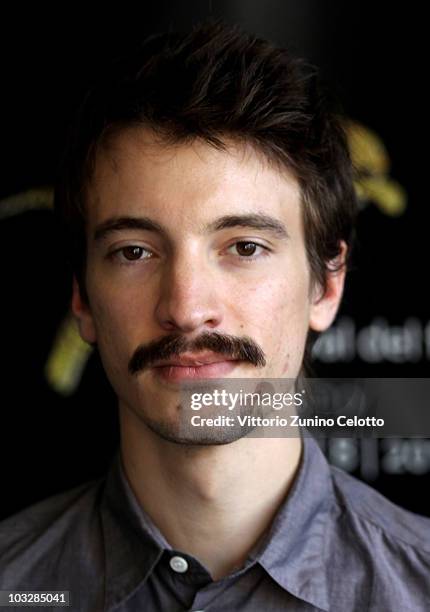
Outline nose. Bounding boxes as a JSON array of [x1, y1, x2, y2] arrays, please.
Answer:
[[154, 253, 224, 333]]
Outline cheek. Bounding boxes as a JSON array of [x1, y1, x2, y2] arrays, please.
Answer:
[[236, 275, 311, 374], [88, 292, 148, 407], [239, 275, 310, 331], [88, 286, 140, 375], [90, 274, 151, 335]]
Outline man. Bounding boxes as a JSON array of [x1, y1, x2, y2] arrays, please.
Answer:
[[1, 21, 429, 612]]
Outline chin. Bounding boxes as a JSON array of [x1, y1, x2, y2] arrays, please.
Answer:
[[144, 416, 255, 446]]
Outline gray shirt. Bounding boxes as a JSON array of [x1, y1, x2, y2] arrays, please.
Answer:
[[1, 435, 430, 611]]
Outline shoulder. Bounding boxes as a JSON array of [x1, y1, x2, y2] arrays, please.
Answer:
[[330, 464, 430, 550], [327, 465, 430, 609], [0, 478, 105, 590], [0, 478, 104, 540]]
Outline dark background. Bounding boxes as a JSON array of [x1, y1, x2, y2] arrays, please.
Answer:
[[1, 1, 429, 519]]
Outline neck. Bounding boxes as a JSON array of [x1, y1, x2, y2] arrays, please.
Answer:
[[119, 405, 303, 580]]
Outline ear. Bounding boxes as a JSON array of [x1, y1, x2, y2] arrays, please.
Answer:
[[309, 241, 347, 333], [71, 275, 97, 344]]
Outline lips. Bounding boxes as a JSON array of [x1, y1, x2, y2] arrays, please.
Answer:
[[154, 352, 236, 367], [152, 352, 240, 382]]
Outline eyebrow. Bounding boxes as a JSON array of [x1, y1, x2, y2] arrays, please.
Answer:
[[93, 217, 166, 243], [93, 213, 289, 243], [206, 214, 289, 240]]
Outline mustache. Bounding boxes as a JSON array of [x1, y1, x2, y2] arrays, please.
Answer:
[[128, 331, 266, 375]]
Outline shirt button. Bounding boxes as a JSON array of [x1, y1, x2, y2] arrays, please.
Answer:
[[169, 555, 189, 573]]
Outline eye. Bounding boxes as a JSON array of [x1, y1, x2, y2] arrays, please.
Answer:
[[109, 245, 153, 264], [228, 241, 269, 259]]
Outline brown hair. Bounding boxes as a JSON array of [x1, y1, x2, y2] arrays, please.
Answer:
[[54, 20, 357, 311]]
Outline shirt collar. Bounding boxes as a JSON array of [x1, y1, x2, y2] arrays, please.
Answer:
[[101, 434, 333, 612], [250, 434, 333, 611], [100, 452, 164, 611]]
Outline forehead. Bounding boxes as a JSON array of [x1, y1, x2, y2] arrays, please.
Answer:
[[85, 127, 303, 233]]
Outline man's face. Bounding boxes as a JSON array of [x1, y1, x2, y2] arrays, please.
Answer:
[[73, 127, 344, 443]]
